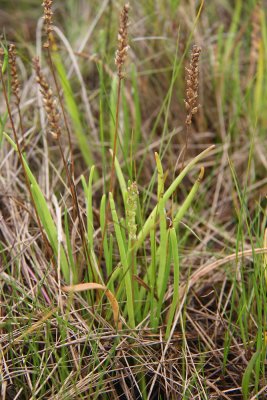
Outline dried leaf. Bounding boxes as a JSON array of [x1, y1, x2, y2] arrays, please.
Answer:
[[62, 283, 121, 330]]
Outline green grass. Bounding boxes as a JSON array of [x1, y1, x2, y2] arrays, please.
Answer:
[[0, 0, 267, 399]]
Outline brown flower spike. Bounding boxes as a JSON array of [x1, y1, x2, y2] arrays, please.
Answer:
[[185, 45, 201, 126], [8, 44, 21, 106], [33, 57, 61, 140], [115, 3, 130, 79], [42, 0, 53, 47]]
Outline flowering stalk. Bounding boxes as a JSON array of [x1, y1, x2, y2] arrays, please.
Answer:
[[8, 44, 25, 149], [111, 3, 130, 193], [183, 45, 201, 166], [98, 4, 130, 269], [0, 55, 52, 261], [34, 58, 96, 282]]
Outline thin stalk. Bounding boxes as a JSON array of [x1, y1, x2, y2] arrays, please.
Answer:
[[57, 138, 97, 283], [109, 192, 135, 327], [165, 227, 180, 339], [97, 75, 123, 269], [39, 42, 97, 283], [0, 67, 53, 262], [98, 3, 129, 269], [8, 44, 26, 150], [46, 46, 74, 176], [17, 105, 25, 151], [181, 124, 191, 169], [110, 78, 122, 195]]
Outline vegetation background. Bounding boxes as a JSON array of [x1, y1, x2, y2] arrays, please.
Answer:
[[0, 0, 267, 399]]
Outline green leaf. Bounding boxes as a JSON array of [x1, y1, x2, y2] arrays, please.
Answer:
[[242, 350, 261, 400], [4, 132, 70, 282]]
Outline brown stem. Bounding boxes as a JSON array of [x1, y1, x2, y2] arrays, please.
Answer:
[[57, 138, 97, 283], [17, 104, 25, 151], [45, 45, 97, 280], [0, 67, 53, 263], [43, 38, 96, 285], [181, 123, 191, 170], [46, 46, 74, 178]]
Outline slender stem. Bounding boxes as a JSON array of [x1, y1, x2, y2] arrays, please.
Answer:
[[98, 77, 122, 268], [181, 123, 191, 170], [46, 46, 74, 177], [45, 45, 96, 277], [0, 68, 53, 262], [57, 138, 97, 283], [17, 104, 25, 151], [109, 78, 122, 195]]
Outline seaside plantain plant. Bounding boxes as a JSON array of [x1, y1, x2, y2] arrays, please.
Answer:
[[0, 2, 215, 337]]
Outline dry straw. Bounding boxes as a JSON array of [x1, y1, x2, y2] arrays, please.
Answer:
[[115, 3, 130, 79], [33, 57, 61, 140]]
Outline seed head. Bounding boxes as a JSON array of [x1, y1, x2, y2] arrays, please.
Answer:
[[126, 181, 138, 241], [115, 3, 130, 79], [8, 44, 20, 106], [33, 57, 61, 140], [42, 0, 53, 48], [184, 45, 201, 126]]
